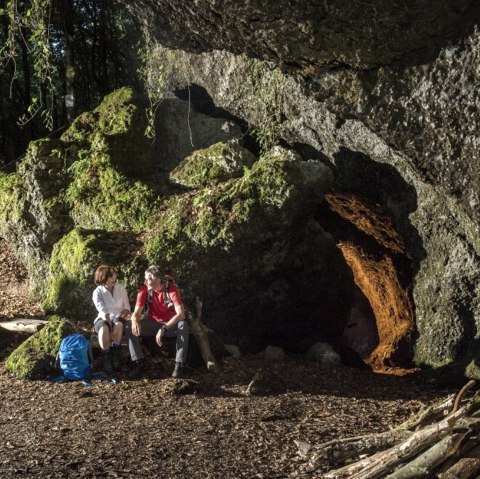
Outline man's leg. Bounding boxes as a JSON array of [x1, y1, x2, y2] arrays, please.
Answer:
[[165, 320, 189, 377], [125, 320, 163, 378], [124, 320, 144, 362]]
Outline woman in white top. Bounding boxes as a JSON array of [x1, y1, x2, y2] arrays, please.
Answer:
[[92, 264, 130, 372]]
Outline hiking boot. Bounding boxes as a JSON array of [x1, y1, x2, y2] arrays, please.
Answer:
[[128, 360, 144, 380], [103, 350, 113, 373], [171, 362, 185, 378]]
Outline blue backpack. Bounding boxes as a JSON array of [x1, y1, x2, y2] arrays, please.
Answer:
[[57, 334, 92, 380]]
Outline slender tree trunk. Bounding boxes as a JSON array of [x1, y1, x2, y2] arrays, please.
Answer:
[[60, 0, 76, 125]]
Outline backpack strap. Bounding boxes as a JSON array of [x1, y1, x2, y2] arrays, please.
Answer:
[[54, 372, 117, 386], [142, 288, 154, 320], [164, 275, 174, 310]]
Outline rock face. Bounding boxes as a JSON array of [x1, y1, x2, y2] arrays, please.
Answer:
[[3, 2, 480, 376], [1, 87, 351, 354], [124, 0, 480, 71], [135, 26, 480, 372]]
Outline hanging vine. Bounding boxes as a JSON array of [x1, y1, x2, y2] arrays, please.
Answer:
[[249, 60, 287, 155], [138, 30, 194, 141], [0, 0, 54, 130]]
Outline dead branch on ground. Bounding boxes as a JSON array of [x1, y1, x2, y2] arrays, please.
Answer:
[[187, 296, 218, 372], [299, 381, 480, 478]]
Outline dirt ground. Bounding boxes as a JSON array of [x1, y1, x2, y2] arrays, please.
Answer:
[[0, 239, 452, 478]]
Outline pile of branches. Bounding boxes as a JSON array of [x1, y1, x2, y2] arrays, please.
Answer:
[[298, 380, 480, 479]]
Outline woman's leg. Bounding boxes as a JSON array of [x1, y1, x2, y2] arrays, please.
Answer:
[[111, 322, 124, 370], [112, 322, 124, 346], [98, 323, 111, 350], [96, 322, 113, 372]]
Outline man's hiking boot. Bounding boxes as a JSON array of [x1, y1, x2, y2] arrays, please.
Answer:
[[128, 360, 144, 380], [172, 362, 185, 378], [103, 350, 113, 373]]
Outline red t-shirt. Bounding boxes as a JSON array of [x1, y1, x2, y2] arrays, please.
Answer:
[[136, 283, 183, 323]]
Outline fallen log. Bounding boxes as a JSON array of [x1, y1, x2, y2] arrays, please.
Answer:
[[0, 318, 48, 334], [187, 296, 218, 372], [383, 432, 466, 479], [437, 442, 480, 479], [303, 429, 412, 470], [439, 457, 480, 479], [396, 395, 455, 432], [323, 388, 479, 479]]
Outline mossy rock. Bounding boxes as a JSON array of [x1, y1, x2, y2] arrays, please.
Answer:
[[145, 146, 333, 309], [0, 172, 25, 228], [170, 141, 256, 188], [61, 87, 151, 177], [61, 89, 160, 231], [153, 98, 244, 173], [5, 315, 75, 379], [147, 146, 332, 269], [66, 137, 159, 231], [43, 228, 144, 321]]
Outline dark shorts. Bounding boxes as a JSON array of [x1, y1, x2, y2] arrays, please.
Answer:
[[94, 317, 125, 334]]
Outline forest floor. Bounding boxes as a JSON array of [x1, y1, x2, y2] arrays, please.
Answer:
[[0, 239, 453, 478]]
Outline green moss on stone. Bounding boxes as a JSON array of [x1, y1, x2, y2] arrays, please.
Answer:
[[66, 138, 158, 231], [0, 172, 26, 227], [57, 88, 160, 231], [170, 142, 256, 188], [61, 87, 151, 177], [5, 315, 75, 379], [146, 150, 297, 267], [43, 228, 144, 320], [43, 228, 102, 317]]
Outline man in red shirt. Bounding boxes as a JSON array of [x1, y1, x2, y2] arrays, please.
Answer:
[[125, 265, 189, 379]]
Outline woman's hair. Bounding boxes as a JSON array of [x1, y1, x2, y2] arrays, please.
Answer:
[[94, 264, 116, 285], [145, 265, 163, 280]]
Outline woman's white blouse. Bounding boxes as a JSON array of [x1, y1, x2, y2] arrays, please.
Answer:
[[92, 283, 130, 321]]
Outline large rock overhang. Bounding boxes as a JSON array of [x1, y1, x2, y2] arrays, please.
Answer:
[[123, 0, 480, 72]]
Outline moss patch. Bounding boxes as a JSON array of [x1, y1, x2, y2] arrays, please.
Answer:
[[0, 172, 26, 228], [60, 88, 160, 232], [61, 87, 151, 177], [170, 141, 256, 188], [66, 136, 158, 231], [146, 149, 300, 268], [43, 228, 144, 320], [5, 315, 75, 379]]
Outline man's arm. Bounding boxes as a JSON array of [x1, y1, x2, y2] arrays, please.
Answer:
[[156, 303, 185, 346], [164, 303, 185, 329], [131, 304, 144, 336]]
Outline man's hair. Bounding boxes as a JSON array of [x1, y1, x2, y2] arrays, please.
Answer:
[[145, 265, 164, 280], [94, 264, 116, 286]]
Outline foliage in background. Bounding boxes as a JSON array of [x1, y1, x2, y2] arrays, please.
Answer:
[[0, 0, 143, 167], [138, 39, 194, 139]]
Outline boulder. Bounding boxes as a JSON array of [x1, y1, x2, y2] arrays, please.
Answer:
[[153, 98, 243, 173], [43, 228, 144, 321], [263, 346, 286, 360], [170, 141, 256, 188], [306, 341, 341, 365], [145, 145, 351, 349], [5, 315, 75, 379]]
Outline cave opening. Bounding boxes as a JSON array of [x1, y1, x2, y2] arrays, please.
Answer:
[[168, 86, 420, 373], [313, 190, 418, 374]]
